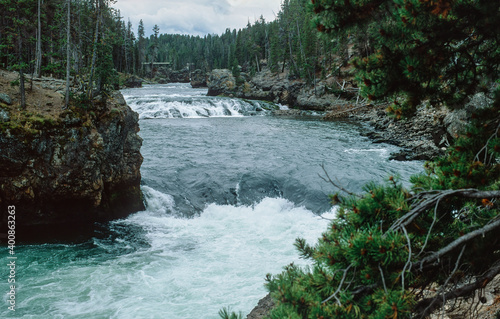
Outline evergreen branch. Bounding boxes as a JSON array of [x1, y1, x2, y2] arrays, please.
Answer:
[[294, 238, 315, 260], [351, 284, 377, 300]]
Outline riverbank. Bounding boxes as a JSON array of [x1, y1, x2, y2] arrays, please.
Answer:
[[332, 103, 449, 161], [205, 67, 455, 161]]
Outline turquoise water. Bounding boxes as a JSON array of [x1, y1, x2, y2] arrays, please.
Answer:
[[1, 84, 423, 318]]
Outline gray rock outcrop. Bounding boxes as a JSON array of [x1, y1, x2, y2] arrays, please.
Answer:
[[124, 76, 143, 88], [0, 91, 144, 231], [207, 69, 237, 96], [190, 69, 207, 88], [0, 93, 12, 105]]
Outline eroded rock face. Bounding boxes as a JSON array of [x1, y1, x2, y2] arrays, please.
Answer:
[[124, 76, 143, 88], [206, 68, 340, 111], [190, 69, 207, 88], [247, 294, 275, 319], [350, 105, 449, 161], [0, 91, 144, 231], [207, 69, 236, 96]]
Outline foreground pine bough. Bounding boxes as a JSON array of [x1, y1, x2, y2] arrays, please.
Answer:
[[266, 161, 500, 318], [260, 0, 500, 318]]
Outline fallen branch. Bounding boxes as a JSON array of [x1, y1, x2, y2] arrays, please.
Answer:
[[326, 104, 371, 117]]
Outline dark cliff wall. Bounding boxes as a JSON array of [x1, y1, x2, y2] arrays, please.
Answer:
[[0, 92, 144, 232]]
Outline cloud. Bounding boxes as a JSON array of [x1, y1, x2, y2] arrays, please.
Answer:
[[113, 0, 282, 37]]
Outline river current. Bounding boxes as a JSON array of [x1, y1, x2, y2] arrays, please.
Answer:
[[1, 83, 423, 318]]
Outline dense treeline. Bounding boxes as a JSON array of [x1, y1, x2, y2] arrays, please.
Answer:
[[141, 0, 342, 83], [0, 0, 341, 105], [0, 0, 138, 107], [0, 0, 139, 75]]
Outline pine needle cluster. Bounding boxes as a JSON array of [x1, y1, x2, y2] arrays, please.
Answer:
[[265, 1, 500, 318]]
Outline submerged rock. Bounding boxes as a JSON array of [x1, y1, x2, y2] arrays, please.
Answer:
[[0, 91, 144, 233]]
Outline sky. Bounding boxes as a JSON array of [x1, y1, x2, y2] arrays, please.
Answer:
[[112, 0, 283, 37]]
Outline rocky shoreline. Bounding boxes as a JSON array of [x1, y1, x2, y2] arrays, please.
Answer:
[[346, 104, 449, 161], [205, 68, 461, 161]]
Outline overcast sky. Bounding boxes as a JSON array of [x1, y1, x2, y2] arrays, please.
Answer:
[[113, 0, 283, 37]]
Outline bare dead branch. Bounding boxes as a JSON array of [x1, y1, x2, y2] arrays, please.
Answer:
[[414, 260, 500, 318], [322, 264, 353, 305], [390, 189, 500, 232], [326, 104, 371, 117], [474, 123, 500, 165], [378, 264, 388, 294], [416, 217, 500, 269], [416, 194, 441, 258], [421, 245, 466, 317], [319, 164, 361, 198], [401, 225, 412, 291]]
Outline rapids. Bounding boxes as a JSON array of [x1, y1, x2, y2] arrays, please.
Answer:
[[0, 83, 423, 318]]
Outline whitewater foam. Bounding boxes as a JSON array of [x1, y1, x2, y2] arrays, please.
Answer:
[[4, 187, 334, 319]]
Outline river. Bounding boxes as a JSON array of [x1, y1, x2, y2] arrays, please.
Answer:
[[1, 83, 423, 318]]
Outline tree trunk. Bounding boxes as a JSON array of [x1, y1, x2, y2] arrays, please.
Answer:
[[64, 0, 71, 108], [88, 0, 100, 99], [19, 69, 26, 109], [34, 0, 42, 78], [17, 18, 25, 109], [76, 0, 82, 74]]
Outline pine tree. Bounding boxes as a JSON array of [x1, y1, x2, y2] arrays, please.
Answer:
[[137, 19, 145, 75], [265, 1, 500, 318], [64, 0, 71, 108]]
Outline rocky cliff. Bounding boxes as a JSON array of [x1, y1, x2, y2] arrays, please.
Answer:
[[0, 87, 144, 234], [207, 68, 354, 111]]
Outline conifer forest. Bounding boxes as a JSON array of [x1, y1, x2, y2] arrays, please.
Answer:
[[1, 0, 500, 318]]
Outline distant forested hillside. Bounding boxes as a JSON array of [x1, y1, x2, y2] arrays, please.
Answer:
[[0, 0, 354, 95], [142, 0, 344, 83]]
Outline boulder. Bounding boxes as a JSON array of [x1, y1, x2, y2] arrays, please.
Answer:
[[190, 69, 207, 88], [0, 92, 12, 105], [0, 108, 9, 122], [207, 69, 236, 96], [247, 294, 274, 319], [168, 70, 190, 83], [124, 76, 143, 88]]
